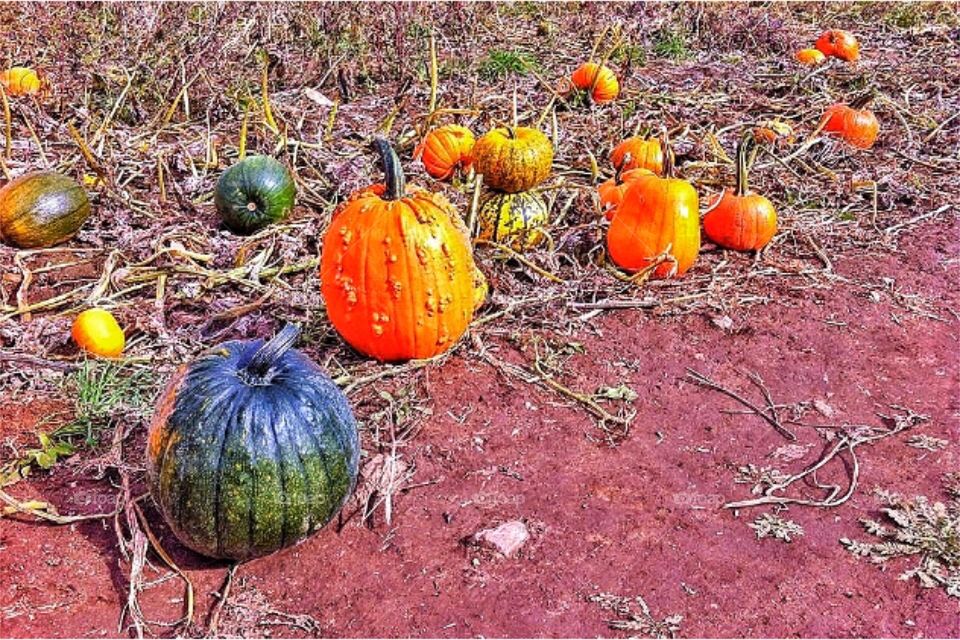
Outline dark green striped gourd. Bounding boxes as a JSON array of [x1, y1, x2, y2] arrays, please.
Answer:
[[147, 325, 359, 560], [214, 155, 296, 234]]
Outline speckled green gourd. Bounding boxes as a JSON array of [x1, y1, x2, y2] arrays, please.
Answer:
[[146, 325, 359, 560], [214, 155, 296, 234]]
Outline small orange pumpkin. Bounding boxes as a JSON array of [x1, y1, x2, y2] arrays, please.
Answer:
[[795, 48, 826, 66], [598, 168, 652, 221], [570, 62, 619, 104], [320, 138, 487, 362], [606, 147, 700, 278], [72, 308, 125, 358], [609, 136, 664, 175], [815, 29, 860, 62], [822, 93, 879, 149], [703, 131, 778, 252], [0, 66, 41, 96], [414, 124, 475, 180]]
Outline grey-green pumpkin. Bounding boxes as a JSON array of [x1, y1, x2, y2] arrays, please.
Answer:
[[214, 156, 296, 234], [0, 171, 90, 248], [477, 190, 549, 250], [146, 325, 359, 560]]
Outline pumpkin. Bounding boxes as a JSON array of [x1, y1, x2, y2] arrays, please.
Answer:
[[320, 138, 487, 362], [0, 66, 41, 96], [570, 62, 620, 104], [703, 132, 778, 252], [610, 136, 664, 175], [598, 168, 652, 221], [147, 324, 360, 560], [472, 126, 553, 193], [795, 48, 826, 66], [214, 155, 296, 234], [606, 149, 700, 278], [477, 191, 549, 250], [414, 125, 475, 180], [815, 29, 860, 62], [72, 308, 125, 359], [822, 93, 879, 149], [0, 171, 90, 249]]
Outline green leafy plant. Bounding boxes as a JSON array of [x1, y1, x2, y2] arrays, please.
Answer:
[[478, 49, 537, 80], [612, 42, 647, 67], [652, 28, 690, 60]]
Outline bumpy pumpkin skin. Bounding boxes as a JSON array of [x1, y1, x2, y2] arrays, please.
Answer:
[[473, 127, 554, 193], [606, 173, 700, 278], [415, 125, 475, 180], [570, 62, 620, 104], [321, 140, 487, 362], [0, 67, 41, 96], [795, 48, 826, 66], [823, 103, 879, 149], [704, 190, 777, 251], [147, 326, 360, 560], [215, 155, 296, 234], [0, 171, 90, 248], [478, 191, 549, 250], [610, 137, 664, 175], [598, 168, 652, 221], [815, 29, 860, 61]]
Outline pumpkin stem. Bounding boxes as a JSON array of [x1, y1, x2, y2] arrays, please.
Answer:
[[661, 129, 675, 178], [504, 126, 516, 140], [735, 130, 756, 197], [245, 323, 300, 378], [373, 137, 405, 201], [850, 89, 876, 110]]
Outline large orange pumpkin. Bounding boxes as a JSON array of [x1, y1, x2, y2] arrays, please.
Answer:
[[703, 132, 778, 252], [609, 136, 664, 175], [815, 29, 860, 62], [472, 126, 554, 193], [597, 168, 652, 221], [320, 139, 487, 362], [606, 150, 700, 278], [570, 62, 620, 104], [414, 124, 475, 180], [822, 93, 879, 149]]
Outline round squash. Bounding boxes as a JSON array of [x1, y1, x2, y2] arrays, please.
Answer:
[[0, 171, 90, 249], [72, 308, 125, 359], [320, 138, 487, 362], [147, 324, 360, 561], [478, 191, 549, 251], [570, 62, 620, 104], [414, 124, 475, 180], [214, 155, 296, 234], [822, 93, 879, 150], [0, 67, 41, 96], [472, 126, 553, 193], [610, 136, 664, 175]]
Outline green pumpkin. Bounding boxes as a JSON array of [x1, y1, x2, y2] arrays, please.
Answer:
[[214, 156, 296, 234], [477, 190, 549, 250], [0, 171, 90, 248], [146, 325, 359, 560]]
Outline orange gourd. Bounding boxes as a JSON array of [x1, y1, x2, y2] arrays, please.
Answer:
[[0, 66, 41, 96], [414, 125, 475, 180], [570, 62, 619, 104], [609, 136, 664, 175], [320, 138, 487, 362], [703, 132, 778, 252], [72, 308, 125, 358], [815, 29, 860, 62], [597, 168, 652, 221], [606, 147, 700, 278], [795, 48, 826, 66], [822, 92, 880, 149]]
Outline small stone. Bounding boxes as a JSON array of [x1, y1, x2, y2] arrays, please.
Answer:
[[472, 520, 529, 556], [813, 399, 835, 418], [711, 315, 734, 331]]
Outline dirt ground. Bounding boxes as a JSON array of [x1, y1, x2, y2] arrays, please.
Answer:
[[1, 2, 959, 638]]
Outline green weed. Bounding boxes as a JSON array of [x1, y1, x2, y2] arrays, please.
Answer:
[[653, 28, 691, 61], [478, 49, 537, 81]]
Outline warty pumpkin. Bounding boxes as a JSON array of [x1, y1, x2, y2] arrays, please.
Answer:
[[147, 324, 359, 560], [72, 308, 125, 359], [609, 136, 664, 175], [795, 48, 826, 66], [215, 155, 296, 234], [477, 190, 549, 250], [0, 171, 90, 248], [414, 125, 475, 180], [703, 132, 778, 252], [0, 66, 41, 96], [320, 138, 487, 362], [822, 92, 879, 149], [472, 126, 553, 193], [815, 29, 860, 62], [606, 148, 700, 278], [570, 62, 620, 104]]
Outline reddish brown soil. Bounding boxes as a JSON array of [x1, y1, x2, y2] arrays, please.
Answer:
[[3, 220, 957, 638]]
